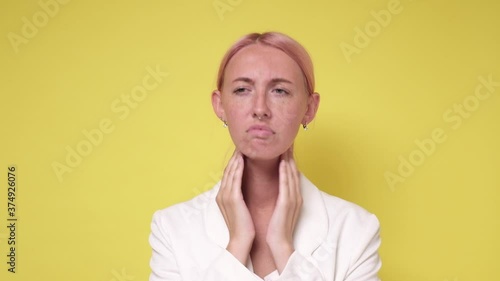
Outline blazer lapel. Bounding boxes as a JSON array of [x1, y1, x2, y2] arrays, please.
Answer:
[[293, 174, 329, 256], [204, 181, 230, 249]]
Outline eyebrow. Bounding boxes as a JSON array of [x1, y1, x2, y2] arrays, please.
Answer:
[[231, 77, 294, 85]]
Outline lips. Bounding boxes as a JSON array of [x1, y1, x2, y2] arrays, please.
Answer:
[[247, 125, 275, 137]]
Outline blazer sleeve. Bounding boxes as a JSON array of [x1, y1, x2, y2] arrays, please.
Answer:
[[344, 214, 382, 281], [149, 210, 262, 281], [149, 210, 182, 281]]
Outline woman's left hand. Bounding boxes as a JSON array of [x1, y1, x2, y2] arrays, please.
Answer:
[[266, 146, 303, 273]]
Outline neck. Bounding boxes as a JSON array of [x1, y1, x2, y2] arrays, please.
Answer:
[[241, 156, 280, 210]]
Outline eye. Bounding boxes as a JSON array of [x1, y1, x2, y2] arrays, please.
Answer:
[[233, 87, 249, 94], [273, 88, 289, 95]]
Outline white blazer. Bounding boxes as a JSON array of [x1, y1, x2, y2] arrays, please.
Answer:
[[149, 174, 381, 281]]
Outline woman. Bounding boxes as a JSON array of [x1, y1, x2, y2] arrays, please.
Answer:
[[149, 32, 381, 281]]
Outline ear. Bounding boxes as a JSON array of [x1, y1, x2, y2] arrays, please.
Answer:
[[211, 89, 225, 120], [303, 92, 320, 125]]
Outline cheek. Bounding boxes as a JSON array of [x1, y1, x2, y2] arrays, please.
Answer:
[[224, 105, 248, 141], [274, 100, 307, 125], [225, 106, 246, 126], [272, 104, 306, 148]]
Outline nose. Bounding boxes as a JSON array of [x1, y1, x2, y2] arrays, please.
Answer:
[[252, 90, 271, 121]]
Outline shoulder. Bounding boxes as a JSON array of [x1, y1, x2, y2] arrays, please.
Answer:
[[321, 190, 377, 221], [300, 174, 380, 243], [318, 189, 380, 238], [302, 174, 379, 229], [299, 171, 380, 235]]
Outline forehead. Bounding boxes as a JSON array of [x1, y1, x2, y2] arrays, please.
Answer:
[[224, 44, 304, 83]]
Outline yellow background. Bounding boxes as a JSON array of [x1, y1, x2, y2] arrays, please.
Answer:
[[1, 0, 499, 280]]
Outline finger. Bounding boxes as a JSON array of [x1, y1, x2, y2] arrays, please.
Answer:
[[280, 148, 290, 200], [282, 149, 293, 198], [285, 146, 299, 194], [279, 159, 289, 200], [227, 150, 242, 188], [287, 149, 302, 228], [231, 153, 244, 197], [287, 160, 295, 202], [220, 150, 239, 209], [220, 153, 240, 227], [221, 149, 238, 190], [288, 154, 300, 194]]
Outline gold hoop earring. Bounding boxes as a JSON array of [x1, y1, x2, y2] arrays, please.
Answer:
[[302, 123, 308, 130]]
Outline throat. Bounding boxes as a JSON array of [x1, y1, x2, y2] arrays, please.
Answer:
[[249, 220, 277, 279], [239, 155, 281, 278], [241, 157, 280, 208]]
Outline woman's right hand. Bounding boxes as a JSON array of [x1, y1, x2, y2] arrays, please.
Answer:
[[216, 150, 255, 264]]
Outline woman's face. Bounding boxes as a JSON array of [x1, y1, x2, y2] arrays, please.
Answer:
[[212, 44, 319, 160]]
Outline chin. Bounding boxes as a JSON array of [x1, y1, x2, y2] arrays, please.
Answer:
[[238, 143, 290, 161], [243, 152, 280, 161]]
